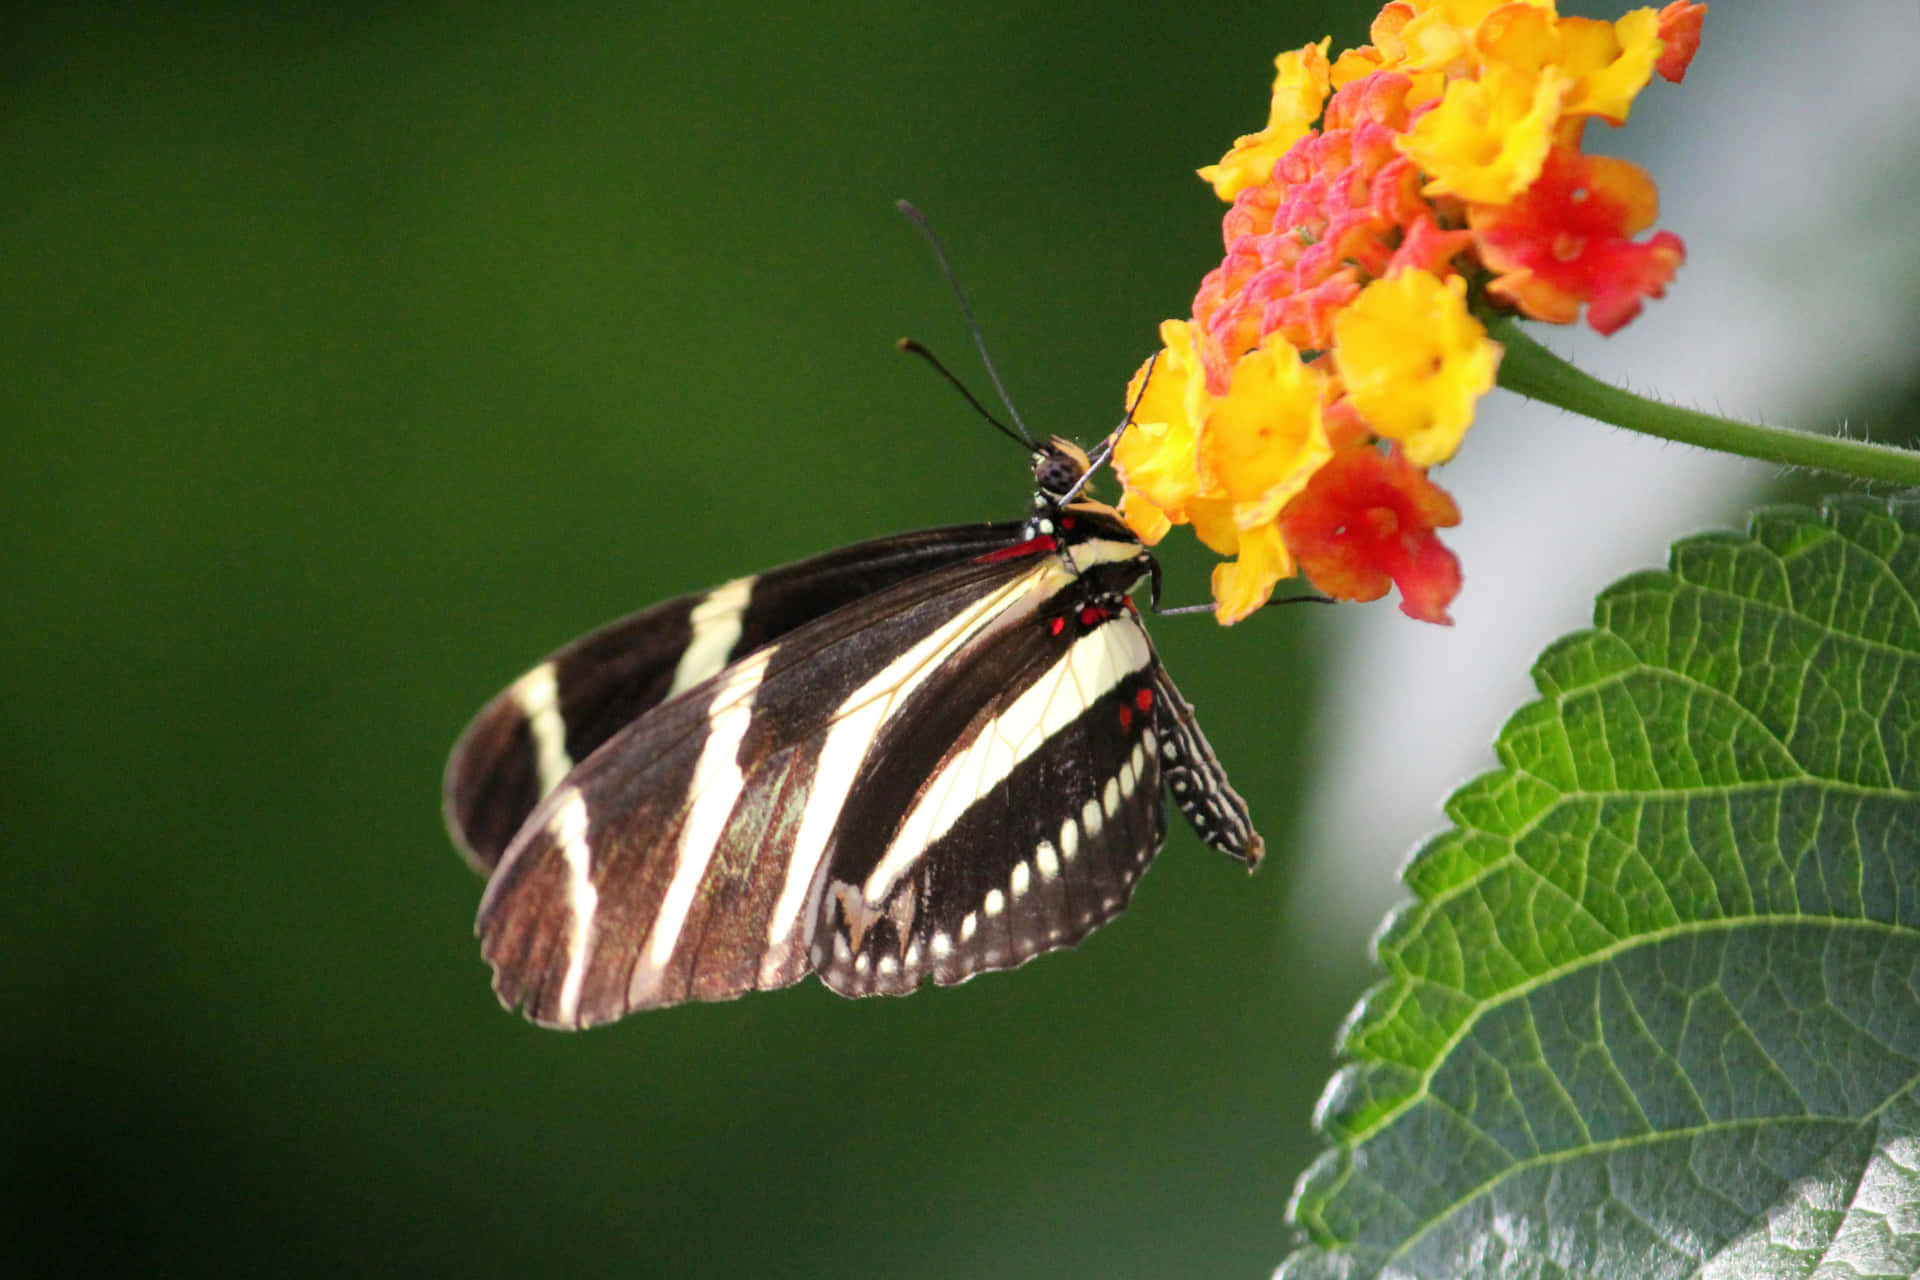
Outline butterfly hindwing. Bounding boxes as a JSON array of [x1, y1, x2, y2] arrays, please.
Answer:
[[444, 523, 1020, 874], [1149, 666, 1263, 865], [812, 591, 1173, 996]]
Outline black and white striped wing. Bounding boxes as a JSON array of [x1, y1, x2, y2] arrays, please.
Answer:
[[444, 523, 1018, 873], [1150, 665, 1263, 864], [809, 595, 1174, 996], [812, 638, 1265, 996], [475, 526, 1260, 1027], [476, 542, 1080, 1026]]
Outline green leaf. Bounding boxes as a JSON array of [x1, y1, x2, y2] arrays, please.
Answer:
[[1281, 498, 1920, 1280]]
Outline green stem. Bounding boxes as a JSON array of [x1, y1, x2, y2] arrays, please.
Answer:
[[1484, 315, 1920, 488]]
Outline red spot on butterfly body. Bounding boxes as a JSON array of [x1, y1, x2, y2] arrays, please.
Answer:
[[1080, 605, 1106, 626], [1135, 688, 1154, 712], [1119, 705, 1133, 729], [1049, 616, 1067, 636]]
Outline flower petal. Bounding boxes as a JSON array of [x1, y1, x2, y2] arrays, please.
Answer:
[[1199, 40, 1333, 201], [1654, 1, 1707, 82], [1280, 444, 1463, 624], [1332, 271, 1499, 466], [1402, 61, 1565, 203], [1197, 336, 1333, 526], [1472, 146, 1685, 333], [1210, 520, 1294, 624]]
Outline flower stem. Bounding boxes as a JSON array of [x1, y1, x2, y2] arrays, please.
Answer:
[[1485, 316, 1920, 487]]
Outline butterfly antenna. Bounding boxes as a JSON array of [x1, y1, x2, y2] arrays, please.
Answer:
[[896, 200, 1038, 449], [1062, 349, 1160, 505], [895, 338, 1032, 454]]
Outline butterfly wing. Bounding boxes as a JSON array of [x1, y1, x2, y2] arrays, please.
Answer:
[[472, 512, 1261, 1028], [475, 540, 1075, 1026], [809, 590, 1172, 995], [1150, 665, 1263, 866], [809, 608, 1265, 996], [444, 522, 1020, 873]]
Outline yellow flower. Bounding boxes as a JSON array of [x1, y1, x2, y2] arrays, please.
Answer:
[[1117, 325, 1331, 542], [1402, 60, 1565, 202], [1470, 2, 1562, 73], [1329, 44, 1386, 89], [1398, 0, 1513, 77], [1114, 417, 1197, 543], [1556, 9, 1662, 123], [1210, 521, 1293, 624], [1117, 492, 1173, 544], [1197, 335, 1332, 528], [1332, 271, 1500, 466], [1187, 495, 1244, 558], [1198, 40, 1333, 201], [1473, 6, 1662, 124], [1126, 320, 1212, 449], [1115, 321, 1208, 541]]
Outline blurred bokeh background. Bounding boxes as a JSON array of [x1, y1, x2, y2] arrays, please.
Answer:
[[6, 2, 1916, 1276]]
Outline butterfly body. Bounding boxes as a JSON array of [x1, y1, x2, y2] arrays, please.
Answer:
[[447, 442, 1260, 1027]]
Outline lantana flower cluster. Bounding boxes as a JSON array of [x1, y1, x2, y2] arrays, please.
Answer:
[[1114, 0, 1706, 624]]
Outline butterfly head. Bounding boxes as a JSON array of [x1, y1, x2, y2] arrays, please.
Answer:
[[1028, 435, 1130, 531], [1029, 435, 1129, 526], [1031, 436, 1091, 506], [1016, 436, 1154, 609]]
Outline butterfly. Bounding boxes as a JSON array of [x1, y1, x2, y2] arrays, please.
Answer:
[[443, 432, 1261, 1028], [442, 185, 1274, 1032]]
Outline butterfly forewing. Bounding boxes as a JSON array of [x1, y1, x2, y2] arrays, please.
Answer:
[[444, 523, 1019, 873], [476, 541, 1072, 1027]]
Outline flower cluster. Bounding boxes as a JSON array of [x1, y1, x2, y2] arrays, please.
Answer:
[[1115, 0, 1706, 624]]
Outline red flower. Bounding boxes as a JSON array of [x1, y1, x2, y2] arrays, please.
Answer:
[[1279, 442, 1463, 624], [1654, 2, 1707, 83], [1471, 144, 1685, 334]]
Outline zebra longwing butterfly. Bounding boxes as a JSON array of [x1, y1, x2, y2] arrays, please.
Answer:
[[445, 437, 1262, 1027]]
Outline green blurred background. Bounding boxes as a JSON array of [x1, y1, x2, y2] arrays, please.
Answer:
[[4, 3, 1374, 1275], [11, 2, 1917, 1275]]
